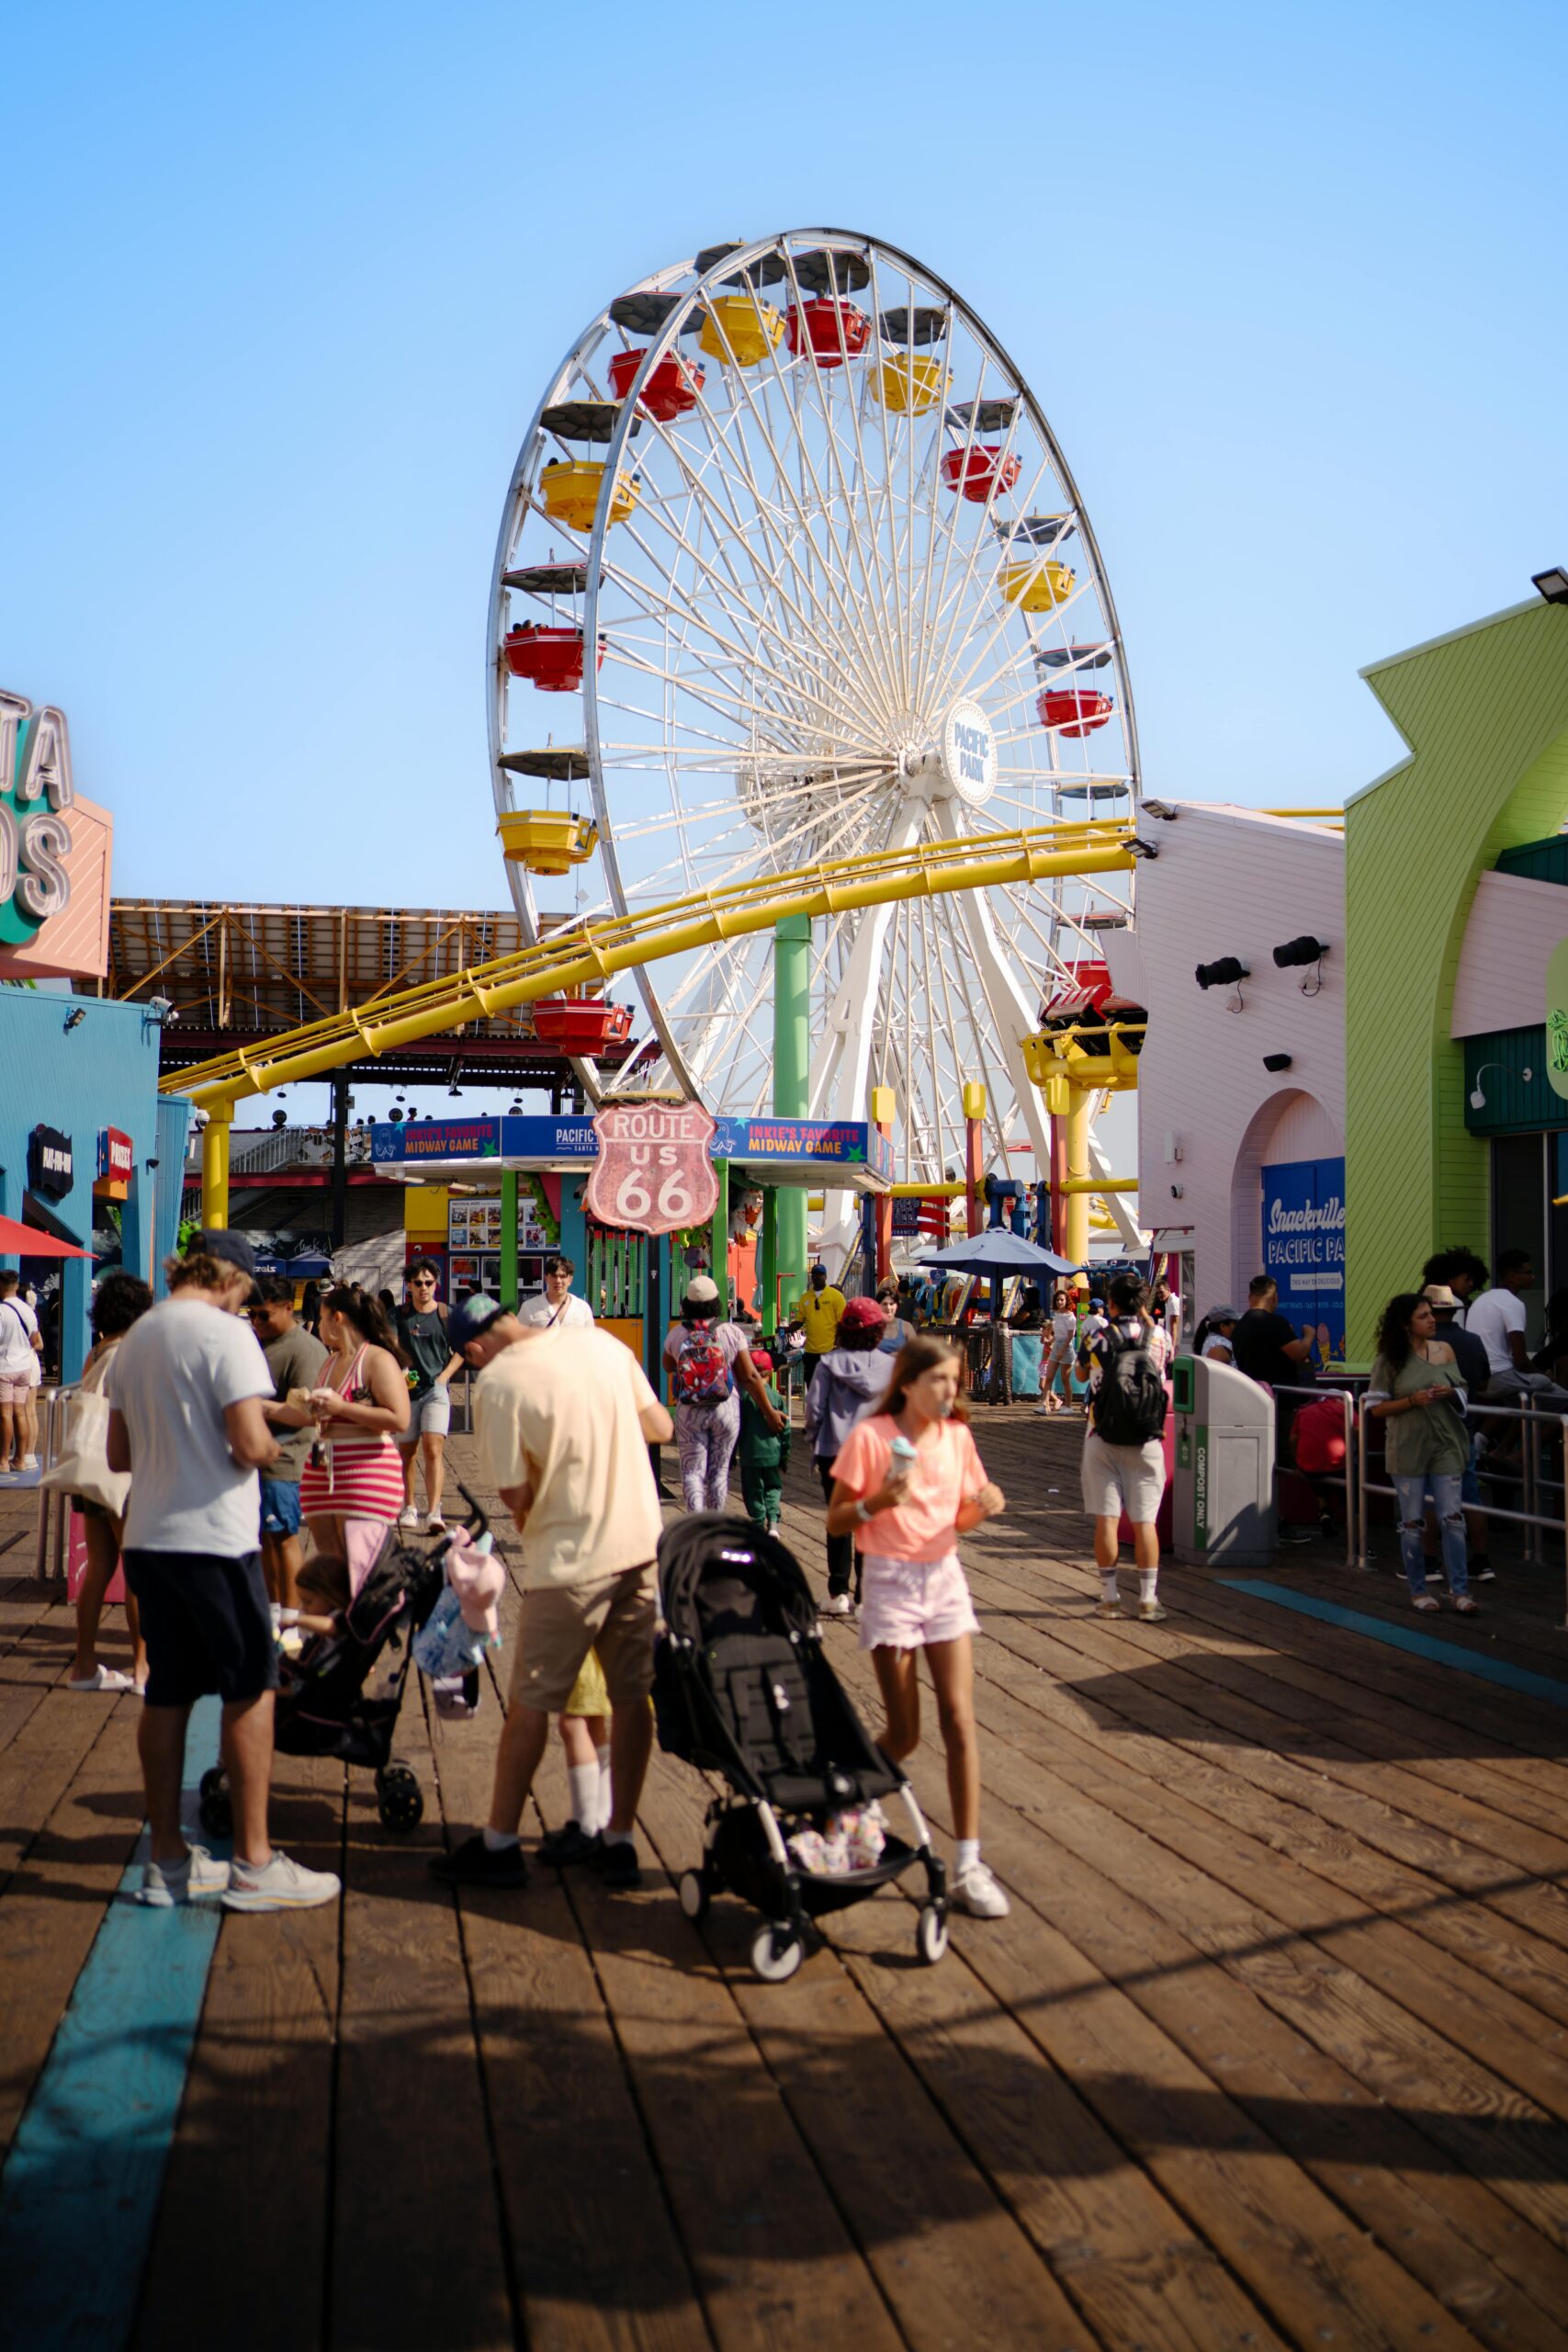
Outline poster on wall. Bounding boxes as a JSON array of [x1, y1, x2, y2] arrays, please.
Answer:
[[1261, 1156, 1346, 1366]]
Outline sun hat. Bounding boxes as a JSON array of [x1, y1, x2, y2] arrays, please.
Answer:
[[683, 1275, 720, 1307], [1422, 1283, 1460, 1310]]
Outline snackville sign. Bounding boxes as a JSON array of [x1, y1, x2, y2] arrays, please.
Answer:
[[585, 1102, 719, 1236], [0, 694, 74, 947]]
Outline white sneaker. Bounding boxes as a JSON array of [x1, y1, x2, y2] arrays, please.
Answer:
[[424, 1511, 446, 1533], [822, 1592, 852, 1617], [19, 1453, 38, 1471], [222, 1849, 342, 1912], [137, 1843, 231, 1905], [397, 1507, 420, 1529], [952, 1859, 1010, 1917]]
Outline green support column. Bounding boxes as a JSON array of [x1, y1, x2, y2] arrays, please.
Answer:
[[499, 1169, 519, 1310], [761, 1189, 778, 1336], [774, 912, 811, 1304], [709, 1160, 729, 1315]]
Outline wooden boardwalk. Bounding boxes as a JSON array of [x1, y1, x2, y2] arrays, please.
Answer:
[[4, 1408, 1568, 2351]]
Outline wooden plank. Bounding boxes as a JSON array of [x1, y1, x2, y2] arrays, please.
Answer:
[[131, 1747, 346, 2352], [427, 1631, 712, 2352], [329, 1675, 517, 2352], [0, 1699, 145, 2159], [635, 1729, 1103, 2351]]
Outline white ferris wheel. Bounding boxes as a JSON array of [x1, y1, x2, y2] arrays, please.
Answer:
[[488, 227, 1139, 1219]]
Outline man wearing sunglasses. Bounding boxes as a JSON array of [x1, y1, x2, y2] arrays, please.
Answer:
[[394, 1260, 464, 1532]]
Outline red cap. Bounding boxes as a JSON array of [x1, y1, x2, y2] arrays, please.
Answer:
[[839, 1296, 886, 1333]]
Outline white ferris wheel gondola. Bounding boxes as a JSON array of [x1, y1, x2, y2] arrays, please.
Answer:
[[488, 228, 1140, 1238]]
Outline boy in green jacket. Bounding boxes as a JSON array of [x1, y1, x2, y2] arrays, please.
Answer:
[[738, 1349, 790, 1532]]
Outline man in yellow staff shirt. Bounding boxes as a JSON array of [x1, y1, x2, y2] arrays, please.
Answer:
[[790, 1263, 846, 1401]]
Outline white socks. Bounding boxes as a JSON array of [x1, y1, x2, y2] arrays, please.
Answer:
[[1099, 1567, 1119, 1603], [567, 1761, 599, 1829], [1138, 1568, 1158, 1605], [483, 1826, 520, 1851], [596, 1752, 614, 1833], [955, 1838, 980, 1874]]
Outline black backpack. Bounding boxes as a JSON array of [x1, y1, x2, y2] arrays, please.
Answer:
[[1091, 1324, 1168, 1445]]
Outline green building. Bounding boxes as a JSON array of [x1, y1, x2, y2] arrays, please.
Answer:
[[1344, 591, 1568, 1352]]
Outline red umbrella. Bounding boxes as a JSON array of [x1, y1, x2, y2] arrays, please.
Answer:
[[0, 1215, 93, 1260]]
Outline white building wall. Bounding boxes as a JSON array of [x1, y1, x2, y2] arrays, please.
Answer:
[[1104, 806, 1346, 1315], [1450, 869, 1568, 1037]]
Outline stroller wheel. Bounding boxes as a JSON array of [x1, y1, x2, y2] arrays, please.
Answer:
[[375, 1765, 424, 1832], [677, 1869, 709, 1922], [750, 1921, 804, 1984], [916, 1903, 950, 1966], [198, 1768, 232, 1841]]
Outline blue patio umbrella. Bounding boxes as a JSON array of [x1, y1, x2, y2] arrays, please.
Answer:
[[286, 1250, 333, 1280]]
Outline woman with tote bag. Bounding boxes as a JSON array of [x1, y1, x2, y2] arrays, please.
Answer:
[[44, 1274, 153, 1691]]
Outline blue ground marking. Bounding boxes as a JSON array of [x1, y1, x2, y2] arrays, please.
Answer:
[[1220, 1580, 1568, 1707], [0, 1694, 226, 2348]]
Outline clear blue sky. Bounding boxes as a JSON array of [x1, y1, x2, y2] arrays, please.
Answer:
[[5, 0, 1564, 1128]]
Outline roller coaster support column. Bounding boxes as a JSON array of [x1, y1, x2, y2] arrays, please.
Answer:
[[871, 1086, 894, 1287], [710, 1161, 729, 1315], [1050, 1114, 1067, 1254], [963, 1083, 986, 1238], [774, 914, 811, 1292], [201, 1100, 234, 1230], [1064, 1087, 1092, 1270]]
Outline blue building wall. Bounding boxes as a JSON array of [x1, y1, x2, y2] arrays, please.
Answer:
[[0, 989, 189, 1379]]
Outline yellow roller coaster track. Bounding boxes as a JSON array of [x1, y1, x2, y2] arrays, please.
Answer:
[[170, 817, 1138, 1223]]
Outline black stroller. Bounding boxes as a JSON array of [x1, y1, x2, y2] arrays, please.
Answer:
[[197, 1486, 488, 1838], [653, 1513, 949, 1982]]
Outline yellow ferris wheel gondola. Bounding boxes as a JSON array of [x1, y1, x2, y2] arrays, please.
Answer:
[[540, 458, 639, 533], [496, 747, 598, 875], [698, 292, 786, 368]]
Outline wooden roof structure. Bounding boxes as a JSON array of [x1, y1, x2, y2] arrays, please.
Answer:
[[93, 898, 637, 1088]]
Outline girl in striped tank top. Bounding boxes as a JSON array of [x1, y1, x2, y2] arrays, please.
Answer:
[[292, 1286, 411, 1597]]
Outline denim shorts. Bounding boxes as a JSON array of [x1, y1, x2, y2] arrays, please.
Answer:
[[259, 1476, 303, 1538], [400, 1386, 451, 1444]]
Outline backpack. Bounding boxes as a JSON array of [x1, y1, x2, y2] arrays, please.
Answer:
[[1091, 1324, 1168, 1446], [674, 1319, 733, 1408]]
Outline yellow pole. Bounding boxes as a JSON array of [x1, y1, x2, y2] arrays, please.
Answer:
[[1063, 1088, 1091, 1267], [200, 1101, 234, 1230]]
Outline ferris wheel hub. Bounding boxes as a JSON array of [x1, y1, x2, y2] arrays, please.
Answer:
[[895, 698, 998, 809]]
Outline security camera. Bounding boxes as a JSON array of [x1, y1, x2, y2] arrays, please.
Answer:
[[191, 1107, 210, 1132]]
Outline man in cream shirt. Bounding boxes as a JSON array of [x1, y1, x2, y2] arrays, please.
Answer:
[[428, 1295, 671, 1893]]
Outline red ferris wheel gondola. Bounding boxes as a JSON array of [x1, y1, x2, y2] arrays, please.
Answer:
[[941, 444, 1021, 503], [784, 299, 871, 368], [607, 346, 705, 422], [503, 625, 605, 693], [1035, 687, 1114, 738]]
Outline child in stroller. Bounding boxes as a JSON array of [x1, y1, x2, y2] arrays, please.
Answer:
[[198, 1486, 490, 1839], [654, 1512, 949, 1982]]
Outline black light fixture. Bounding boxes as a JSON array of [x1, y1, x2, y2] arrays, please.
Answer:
[[1272, 934, 1329, 968], [1532, 566, 1568, 605], [1194, 956, 1249, 990], [62, 1007, 86, 1032], [1262, 1052, 1293, 1072]]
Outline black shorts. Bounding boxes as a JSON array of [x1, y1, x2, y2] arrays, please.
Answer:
[[121, 1549, 279, 1709]]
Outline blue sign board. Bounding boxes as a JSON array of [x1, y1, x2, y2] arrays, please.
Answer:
[[1261, 1155, 1346, 1366], [371, 1113, 891, 1180]]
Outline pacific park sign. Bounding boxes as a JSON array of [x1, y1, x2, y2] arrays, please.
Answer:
[[0, 692, 75, 949]]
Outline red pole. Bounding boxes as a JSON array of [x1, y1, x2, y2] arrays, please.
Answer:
[[963, 1082, 986, 1238], [871, 1086, 894, 1285]]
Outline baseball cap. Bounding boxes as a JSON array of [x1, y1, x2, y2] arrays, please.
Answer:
[[187, 1228, 257, 1279], [1209, 1305, 1240, 1323], [1422, 1283, 1460, 1310], [839, 1295, 886, 1333], [683, 1275, 720, 1306], [749, 1348, 773, 1375], [449, 1292, 507, 1348]]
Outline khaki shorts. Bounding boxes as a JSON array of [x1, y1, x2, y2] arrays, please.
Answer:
[[1081, 1430, 1167, 1523], [510, 1562, 657, 1715]]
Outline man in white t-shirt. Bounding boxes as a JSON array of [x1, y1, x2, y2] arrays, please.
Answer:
[[106, 1228, 341, 1917], [0, 1269, 42, 1472], [1465, 1249, 1568, 1406], [430, 1293, 672, 1894], [518, 1252, 594, 1330]]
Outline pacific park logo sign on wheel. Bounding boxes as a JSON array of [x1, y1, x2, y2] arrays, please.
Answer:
[[0, 693, 74, 948], [585, 1102, 720, 1236]]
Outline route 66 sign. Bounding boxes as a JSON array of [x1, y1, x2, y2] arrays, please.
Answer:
[[585, 1102, 718, 1235]]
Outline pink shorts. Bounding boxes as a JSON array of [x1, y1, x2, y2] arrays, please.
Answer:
[[0, 1376, 29, 1406], [857, 1551, 980, 1651]]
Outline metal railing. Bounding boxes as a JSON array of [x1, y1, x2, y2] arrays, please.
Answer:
[[34, 1385, 78, 1583], [1271, 1381, 1359, 1574], [1354, 1389, 1568, 1624]]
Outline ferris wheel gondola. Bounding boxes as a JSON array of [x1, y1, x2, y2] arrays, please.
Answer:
[[488, 228, 1140, 1216]]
